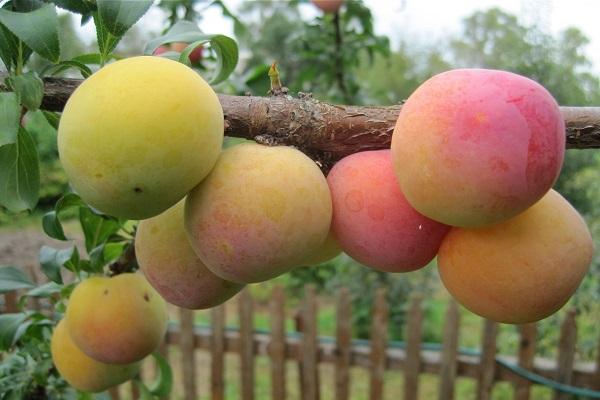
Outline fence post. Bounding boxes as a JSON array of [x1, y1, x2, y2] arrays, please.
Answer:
[[26, 265, 41, 312], [438, 300, 460, 400], [299, 285, 320, 400], [239, 289, 255, 400], [211, 304, 226, 400], [180, 308, 197, 400], [369, 288, 389, 400], [335, 287, 352, 400], [476, 319, 498, 400], [404, 294, 423, 400], [108, 386, 121, 399], [514, 323, 537, 400], [269, 286, 286, 400], [4, 291, 17, 313], [553, 309, 577, 400], [130, 379, 140, 400]]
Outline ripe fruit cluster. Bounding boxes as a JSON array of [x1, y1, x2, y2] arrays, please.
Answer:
[[53, 57, 593, 390], [51, 274, 168, 392]]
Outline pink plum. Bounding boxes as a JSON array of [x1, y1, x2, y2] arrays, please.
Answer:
[[327, 149, 450, 272], [391, 68, 565, 227]]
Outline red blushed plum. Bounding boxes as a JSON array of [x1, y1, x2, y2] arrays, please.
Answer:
[[136, 201, 243, 310], [391, 69, 565, 227], [185, 143, 332, 284], [327, 150, 450, 272]]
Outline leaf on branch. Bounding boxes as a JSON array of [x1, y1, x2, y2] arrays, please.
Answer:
[[12, 0, 45, 13], [0, 22, 19, 71], [147, 351, 173, 397], [0, 313, 28, 350], [51, 0, 97, 16], [39, 245, 79, 284], [8, 71, 43, 111], [93, 11, 120, 61], [0, 126, 40, 213], [0, 4, 61, 62], [42, 59, 92, 79], [144, 21, 239, 85], [25, 281, 62, 298], [79, 207, 121, 253], [0, 92, 19, 146], [97, 0, 152, 38], [0, 266, 34, 293], [42, 192, 86, 240]]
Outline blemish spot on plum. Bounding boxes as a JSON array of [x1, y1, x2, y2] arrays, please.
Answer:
[[103, 289, 109, 295], [134, 187, 143, 193], [95, 173, 103, 179], [144, 293, 150, 302], [367, 205, 384, 221], [345, 190, 364, 212]]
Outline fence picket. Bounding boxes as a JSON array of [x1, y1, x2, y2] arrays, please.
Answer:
[[404, 294, 423, 400], [180, 308, 197, 400], [211, 304, 226, 400], [239, 289, 255, 400], [269, 286, 286, 400], [130, 379, 140, 400], [300, 285, 320, 400], [369, 288, 388, 400], [335, 287, 352, 400], [514, 323, 537, 400], [553, 309, 577, 400], [438, 300, 460, 400], [476, 319, 498, 400], [4, 291, 17, 313], [108, 386, 121, 399]]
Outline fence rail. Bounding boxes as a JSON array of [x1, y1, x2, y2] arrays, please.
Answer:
[[2, 281, 600, 399]]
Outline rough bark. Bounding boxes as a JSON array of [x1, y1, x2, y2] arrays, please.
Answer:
[[2, 76, 600, 165]]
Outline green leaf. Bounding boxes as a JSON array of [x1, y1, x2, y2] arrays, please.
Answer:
[[71, 53, 104, 64], [42, 192, 86, 240], [0, 22, 19, 71], [25, 281, 62, 297], [148, 352, 173, 397], [137, 382, 154, 400], [144, 20, 201, 53], [0, 4, 60, 62], [39, 245, 78, 284], [0, 266, 34, 293], [103, 242, 126, 264], [0, 126, 40, 212], [79, 207, 121, 253], [41, 110, 60, 130], [42, 59, 92, 79], [8, 72, 43, 111], [0, 313, 27, 350], [0, 92, 20, 146], [93, 11, 120, 60], [97, 0, 152, 38], [51, 0, 97, 16], [144, 22, 238, 85], [13, 0, 45, 12]]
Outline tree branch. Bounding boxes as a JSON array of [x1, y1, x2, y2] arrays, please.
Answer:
[[3, 76, 600, 165]]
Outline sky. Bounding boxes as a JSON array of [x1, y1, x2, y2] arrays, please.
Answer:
[[190, 0, 600, 73]]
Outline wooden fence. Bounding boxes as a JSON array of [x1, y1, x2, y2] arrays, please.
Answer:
[[2, 281, 600, 400]]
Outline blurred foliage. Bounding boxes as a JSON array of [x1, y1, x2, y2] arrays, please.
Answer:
[[233, 0, 389, 102]]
